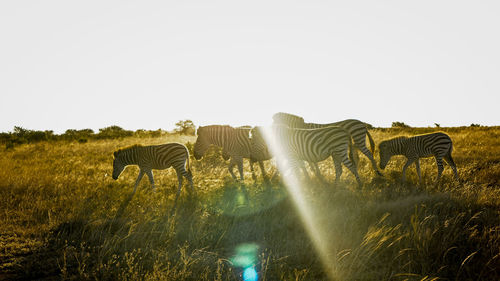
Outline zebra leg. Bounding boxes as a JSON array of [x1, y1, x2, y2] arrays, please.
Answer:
[[359, 146, 382, 176], [444, 153, 459, 180], [236, 157, 244, 181], [145, 170, 155, 190], [228, 158, 238, 180], [310, 162, 326, 182], [186, 168, 194, 194], [338, 152, 362, 188], [332, 154, 343, 185], [415, 159, 422, 185], [258, 161, 268, 181], [435, 157, 444, 185], [249, 159, 257, 181], [402, 158, 416, 183], [287, 159, 304, 183], [133, 170, 145, 194], [299, 161, 311, 181]]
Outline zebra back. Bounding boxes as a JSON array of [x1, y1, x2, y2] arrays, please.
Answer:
[[196, 125, 252, 158], [272, 113, 370, 147], [271, 125, 352, 162], [114, 143, 190, 170], [379, 136, 409, 156]]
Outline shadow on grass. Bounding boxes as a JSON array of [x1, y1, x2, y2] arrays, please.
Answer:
[[6, 179, 500, 281]]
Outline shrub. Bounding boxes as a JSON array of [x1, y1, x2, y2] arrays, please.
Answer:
[[96, 126, 133, 139], [391, 121, 411, 128], [9, 126, 53, 144], [63, 129, 94, 141]]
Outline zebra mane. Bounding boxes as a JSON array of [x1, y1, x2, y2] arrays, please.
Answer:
[[272, 112, 305, 123], [113, 144, 142, 157]]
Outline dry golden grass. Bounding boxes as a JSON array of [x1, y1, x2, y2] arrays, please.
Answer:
[[0, 127, 499, 280]]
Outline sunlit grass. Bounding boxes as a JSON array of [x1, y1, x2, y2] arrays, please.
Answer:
[[0, 127, 499, 280]]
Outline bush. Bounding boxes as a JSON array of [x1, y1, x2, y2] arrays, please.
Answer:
[[133, 129, 166, 138], [62, 129, 94, 141], [391, 121, 411, 128], [9, 126, 53, 144], [96, 126, 133, 139]]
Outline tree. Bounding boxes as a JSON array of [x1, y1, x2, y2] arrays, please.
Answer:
[[175, 120, 196, 135]]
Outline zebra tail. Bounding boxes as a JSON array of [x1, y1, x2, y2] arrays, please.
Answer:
[[186, 152, 192, 174], [366, 129, 375, 154]]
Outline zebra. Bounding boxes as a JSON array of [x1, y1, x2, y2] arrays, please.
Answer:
[[251, 125, 362, 187], [272, 112, 382, 176], [193, 125, 271, 181], [112, 142, 194, 208], [378, 132, 459, 185]]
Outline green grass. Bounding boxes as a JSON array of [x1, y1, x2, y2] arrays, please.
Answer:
[[0, 128, 499, 280]]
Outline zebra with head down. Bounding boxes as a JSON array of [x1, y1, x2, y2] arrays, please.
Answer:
[[251, 125, 362, 187], [272, 112, 381, 176], [378, 132, 459, 185], [193, 125, 270, 181], [112, 142, 194, 209]]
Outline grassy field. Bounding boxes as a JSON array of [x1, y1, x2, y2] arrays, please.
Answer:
[[0, 127, 499, 280]]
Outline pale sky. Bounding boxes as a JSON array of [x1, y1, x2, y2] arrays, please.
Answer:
[[1, 1, 499, 133]]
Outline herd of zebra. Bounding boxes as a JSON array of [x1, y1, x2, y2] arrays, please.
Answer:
[[112, 112, 459, 205]]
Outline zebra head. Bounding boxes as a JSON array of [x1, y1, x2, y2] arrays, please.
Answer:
[[378, 141, 392, 170], [194, 126, 210, 160], [112, 150, 126, 180]]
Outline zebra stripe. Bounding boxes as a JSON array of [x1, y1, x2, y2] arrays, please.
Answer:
[[272, 112, 381, 176], [112, 142, 194, 207], [194, 125, 270, 180], [378, 132, 459, 184], [251, 125, 362, 187]]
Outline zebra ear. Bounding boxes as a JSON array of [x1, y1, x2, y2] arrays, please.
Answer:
[[113, 151, 118, 158]]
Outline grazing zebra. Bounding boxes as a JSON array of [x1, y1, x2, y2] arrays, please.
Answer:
[[112, 143, 194, 207], [378, 132, 459, 184], [272, 112, 382, 176], [251, 125, 362, 187], [193, 125, 270, 181]]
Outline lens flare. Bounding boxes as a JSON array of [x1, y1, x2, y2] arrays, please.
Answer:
[[243, 267, 258, 281], [258, 126, 337, 279], [231, 243, 260, 281], [231, 243, 259, 268]]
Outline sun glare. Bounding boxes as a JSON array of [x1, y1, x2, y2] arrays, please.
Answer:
[[259, 126, 337, 279]]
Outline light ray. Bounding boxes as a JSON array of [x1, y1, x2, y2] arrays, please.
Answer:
[[258, 126, 337, 279]]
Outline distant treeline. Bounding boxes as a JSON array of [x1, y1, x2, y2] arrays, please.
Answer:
[[0, 120, 491, 149], [0, 120, 197, 149]]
